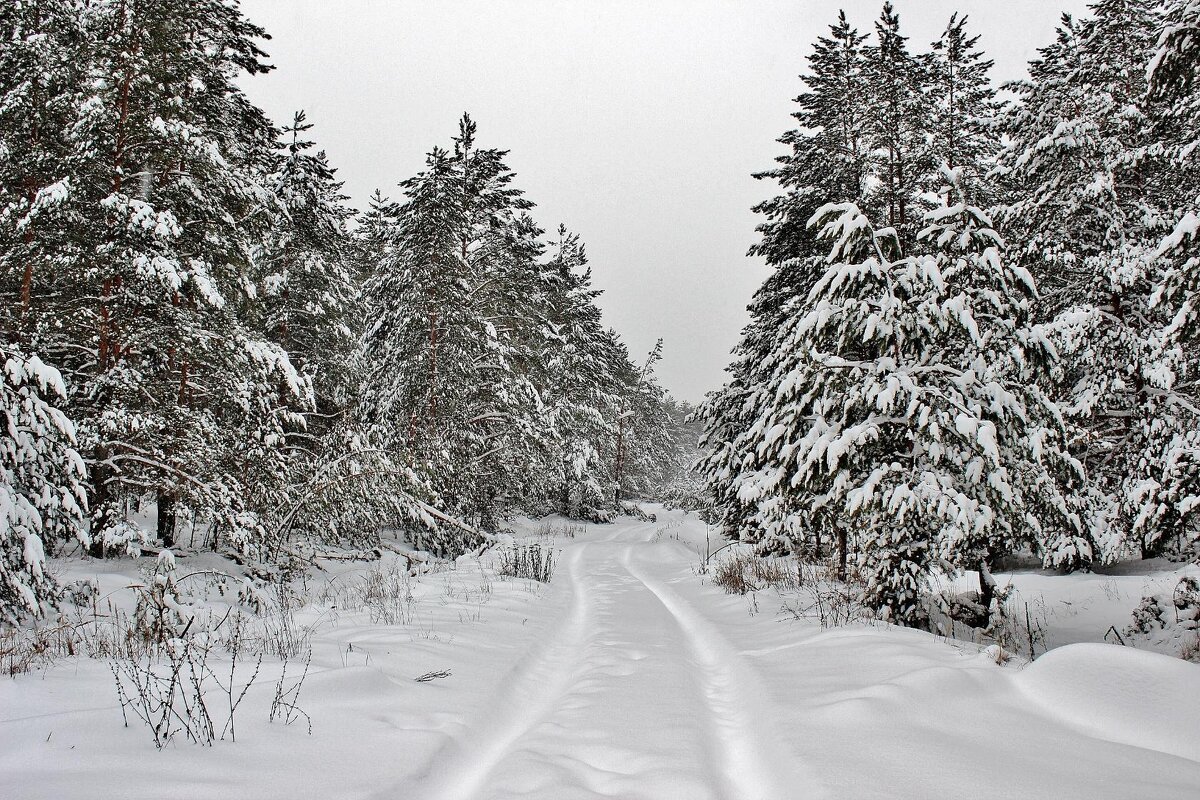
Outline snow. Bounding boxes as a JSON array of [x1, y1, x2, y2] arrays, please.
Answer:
[[1, 509, 1198, 799], [949, 558, 1200, 652], [1015, 643, 1200, 763]]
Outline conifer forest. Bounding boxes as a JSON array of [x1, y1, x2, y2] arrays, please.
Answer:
[[1, 2, 1198, 799]]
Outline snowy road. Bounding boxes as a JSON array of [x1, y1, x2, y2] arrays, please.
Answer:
[[387, 514, 1200, 800], [409, 522, 820, 800], [2, 509, 1198, 800]]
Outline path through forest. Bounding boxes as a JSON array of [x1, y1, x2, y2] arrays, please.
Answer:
[[388, 513, 1200, 800], [407, 520, 821, 800], [2, 510, 1198, 800]]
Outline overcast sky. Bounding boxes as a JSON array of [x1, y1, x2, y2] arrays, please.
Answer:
[[238, 0, 1091, 403]]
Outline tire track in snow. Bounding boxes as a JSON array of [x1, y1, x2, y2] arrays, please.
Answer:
[[405, 544, 592, 800], [622, 547, 828, 800], [597, 518, 658, 543]]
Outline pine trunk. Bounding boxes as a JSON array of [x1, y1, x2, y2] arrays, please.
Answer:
[[88, 447, 112, 558], [836, 526, 849, 582], [157, 494, 176, 547]]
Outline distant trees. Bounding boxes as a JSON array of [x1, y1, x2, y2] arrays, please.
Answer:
[[360, 116, 678, 552], [699, 0, 1200, 627]]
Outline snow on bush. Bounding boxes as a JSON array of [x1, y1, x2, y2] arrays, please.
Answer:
[[1125, 575, 1200, 661]]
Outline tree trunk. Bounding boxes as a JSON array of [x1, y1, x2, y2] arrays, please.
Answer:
[[157, 493, 176, 548], [560, 476, 572, 517], [836, 526, 848, 582], [978, 555, 998, 627], [88, 448, 112, 558], [20, 182, 35, 317], [613, 419, 625, 507]]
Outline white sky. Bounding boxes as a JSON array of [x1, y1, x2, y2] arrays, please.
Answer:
[[239, 0, 1091, 403]]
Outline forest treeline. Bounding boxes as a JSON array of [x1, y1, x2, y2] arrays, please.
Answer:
[[0, 0, 693, 623], [698, 0, 1200, 625]]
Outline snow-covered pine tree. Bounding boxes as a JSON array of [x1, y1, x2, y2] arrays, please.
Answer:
[[0, 0, 83, 347], [360, 145, 469, 555], [361, 115, 551, 550], [997, 0, 1175, 562], [247, 110, 409, 555], [1141, 0, 1200, 558], [750, 10, 871, 268], [539, 226, 624, 517], [265, 111, 358, 422], [612, 339, 674, 506], [700, 11, 874, 544], [928, 14, 1001, 206], [863, 2, 936, 247], [732, 171, 1084, 626], [58, 0, 304, 556], [1, 345, 88, 624], [657, 398, 708, 511]]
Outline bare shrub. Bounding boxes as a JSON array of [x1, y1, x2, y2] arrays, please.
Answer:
[[498, 543, 556, 582], [534, 521, 583, 540], [358, 563, 418, 624], [712, 552, 801, 595], [269, 648, 312, 734], [781, 561, 870, 628], [989, 596, 1048, 659], [110, 620, 262, 749], [1182, 633, 1200, 663], [712, 554, 750, 594], [1, 622, 78, 676], [256, 584, 312, 659], [318, 561, 418, 625]]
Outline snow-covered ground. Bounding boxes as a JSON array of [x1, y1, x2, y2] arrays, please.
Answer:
[[947, 557, 1200, 654], [2, 508, 1197, 799]]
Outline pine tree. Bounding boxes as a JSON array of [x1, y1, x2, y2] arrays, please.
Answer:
[[701, 10, 874, 544], [928, 14, 1001, 205], [539, 226, 623, 517], [733, 173, 1082, 625], [863, 2, 935, 246], [0, 0, 83, 345], [750, 10, 871, 268], [658, 398, 708, 511], [997, 1, 1174, 561], [613, 339, 674, 505], [1, 345, 88, 624], [1141, 0, 1200, 557], [361, 115, 551, 550], [57, 0, 303, 556], [266, 111, 358, 417]]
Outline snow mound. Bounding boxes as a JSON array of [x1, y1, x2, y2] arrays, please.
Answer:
[[1015, 643, 1200, 763]]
